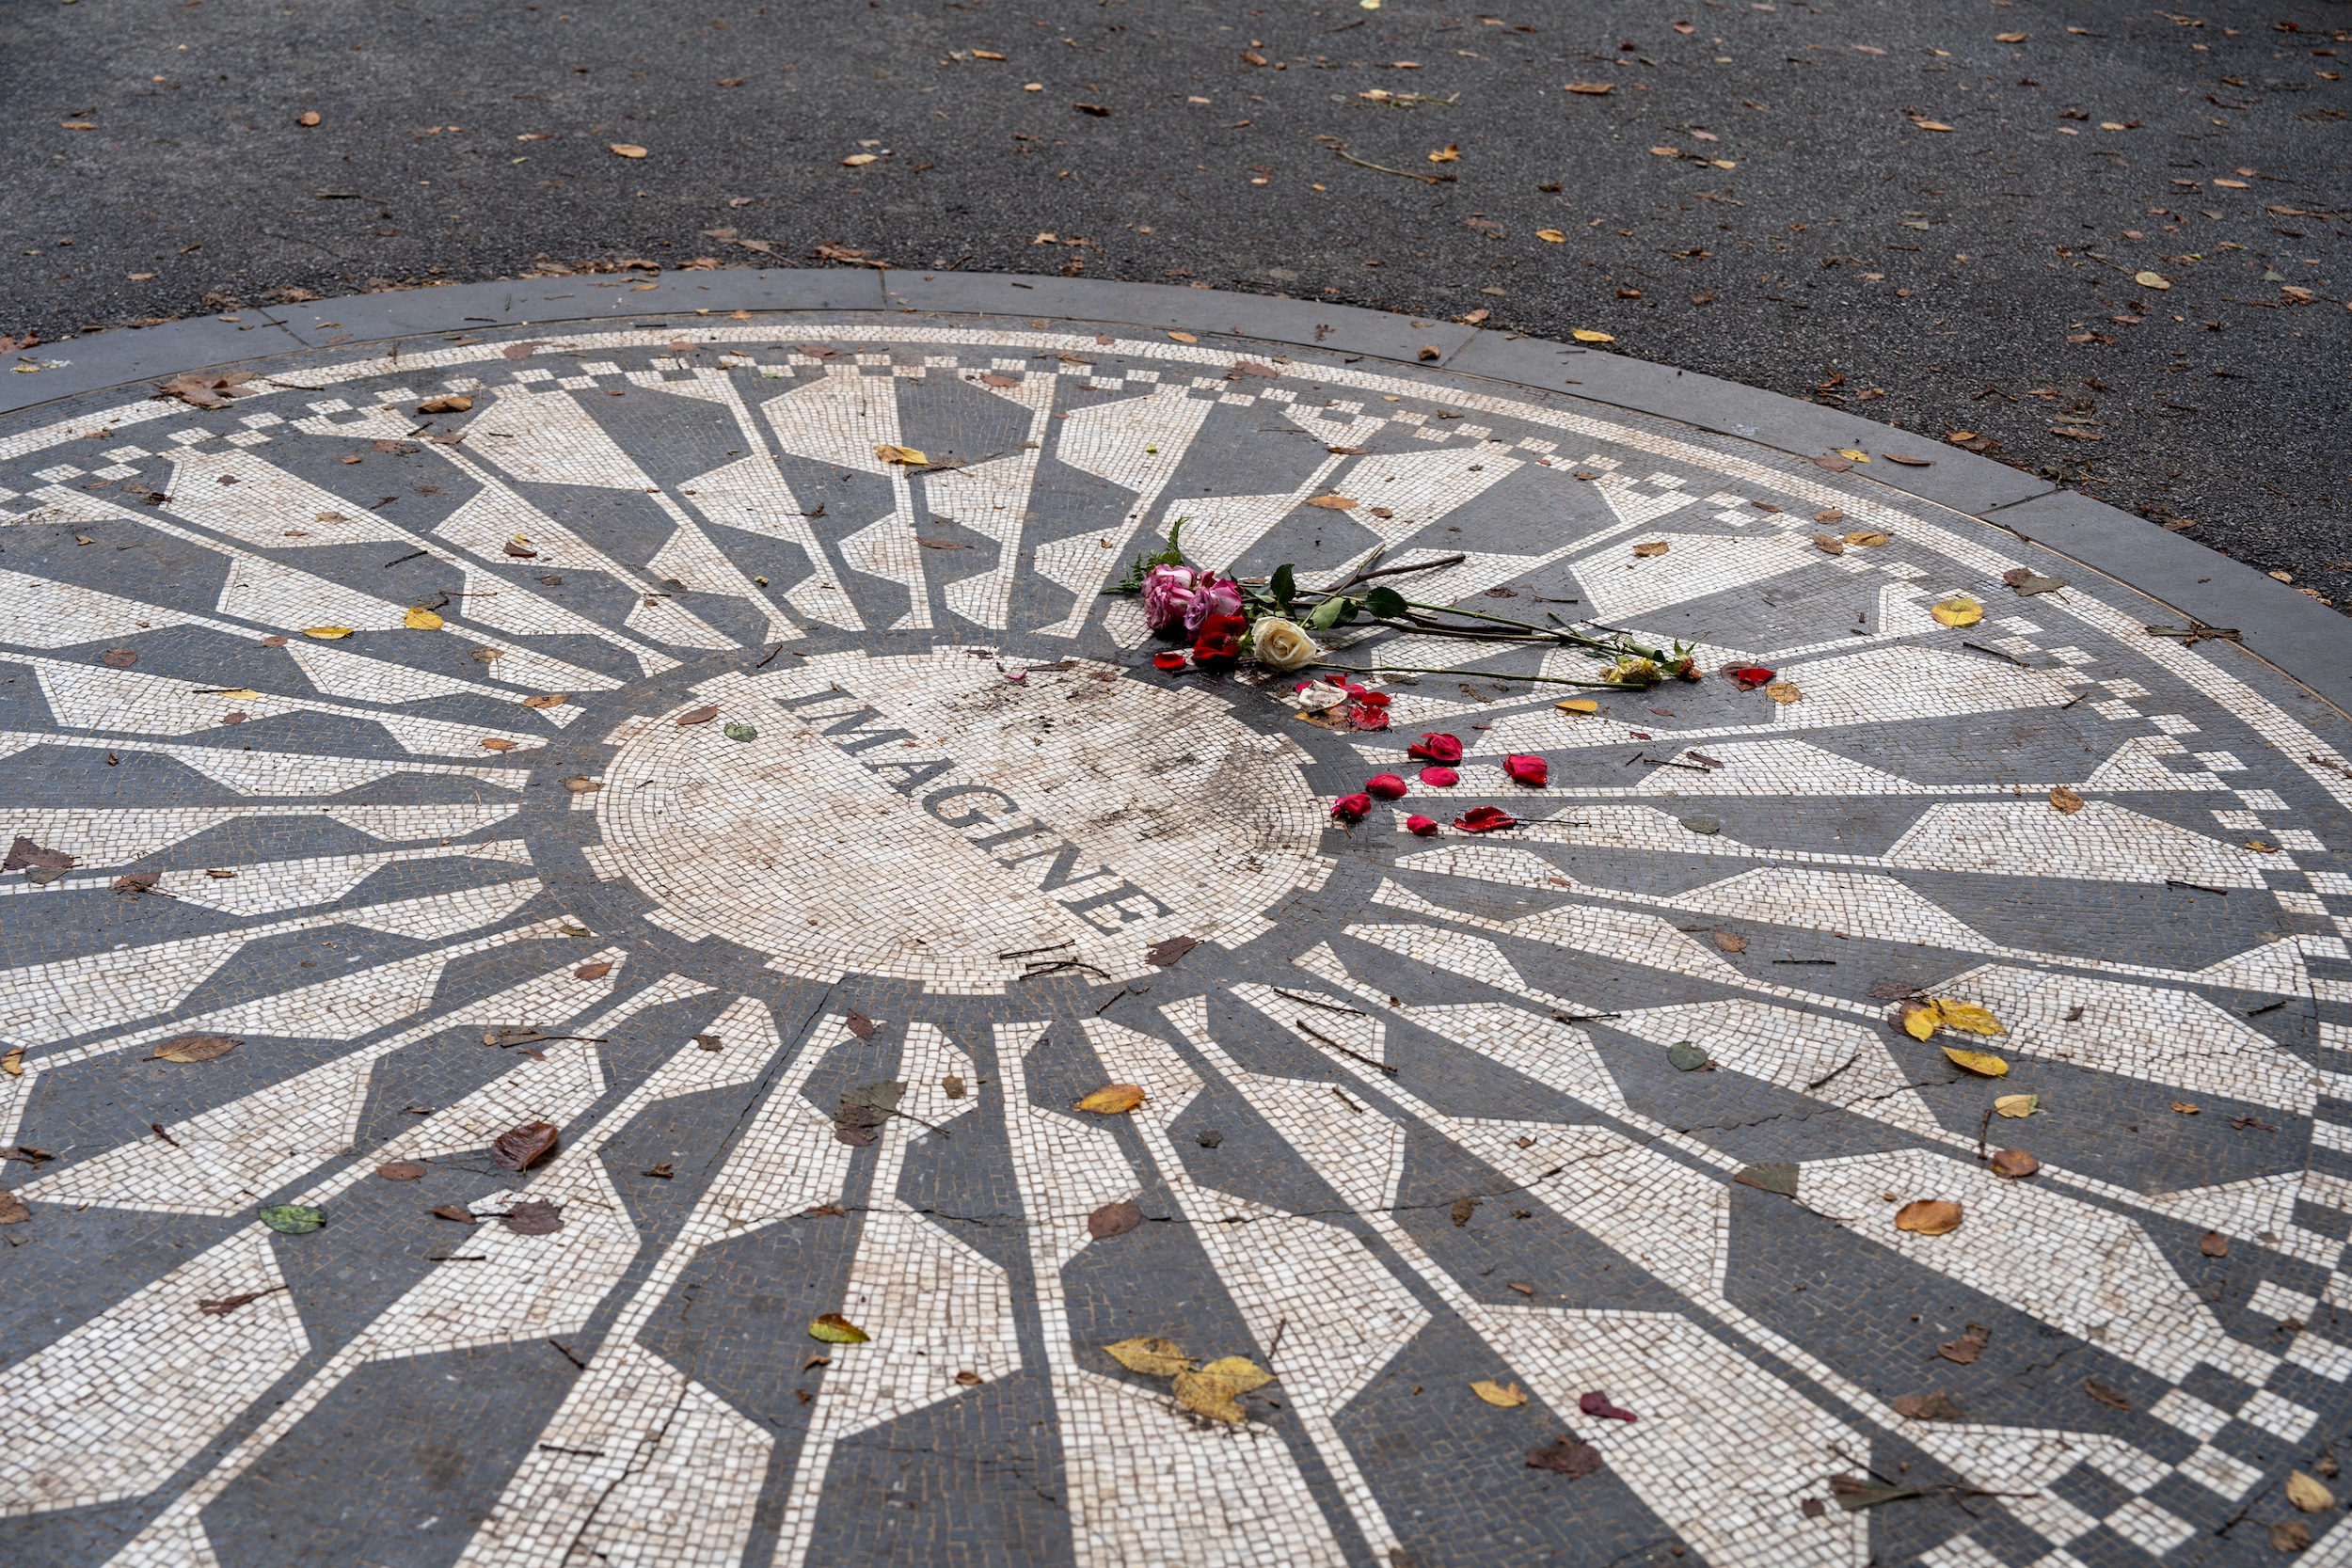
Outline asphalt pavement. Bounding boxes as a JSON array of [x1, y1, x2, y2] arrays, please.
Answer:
[[7, 0, 2346, 607]]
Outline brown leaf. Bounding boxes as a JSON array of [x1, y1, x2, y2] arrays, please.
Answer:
[[572, 962, 612, 980], [375, 1162, 427, 1181], [1563, 81, 1615, 95], [418, 394, 474, 414], [490, 1120, 560, 1172], [1812, 453, 1853, 472], [979, 372, 1018, 387], [501, 1199, 564, 1234], [2048, 785, 2085, 815], [520, 693, 567, 709], [0, 1192, 30, 1226], [430, 1203, 479, 1223], [1813, 533, 1846, 555], [1075, 1084, 1146, 1115], [1709, 930, 1748, 953], [1229, 359, 1280, 379], [1088, 1199, 1144, 1239], [478, 737, 517, 752], [1631, 540, 1670, 558], [4, 837, 74, 871], [955, 1369, 982, 1386], [1989, 1148, 2041, 1180], [2201, 1229, 2230, 1258], [2081, 1376, 2131, 1411], [1891, 1389, 1965, 1421], [2274, 1520, 2312, 1553], [1451, 1196, 1482, 1227], [1303, 494, 1358, 511], [1145, 934, 1201, 967], [675, 704, 720, 726], [1937, 1335, 1984, 1365], [101, 648, 139, 667], [1883, 452, 1933, 466], [151, 1035, 242, 1063], [1525, 1436, 1604, 1477], [844, 1011, 878, 1041], [1895, 1198, 1963, 1235]]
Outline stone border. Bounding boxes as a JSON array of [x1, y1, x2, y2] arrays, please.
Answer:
[[8, 267, 2344, 716]]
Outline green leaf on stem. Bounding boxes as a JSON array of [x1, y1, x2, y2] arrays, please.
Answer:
[[1107, 517, 1188, 595], [1269, 564, 1295, 614], [1307, 594, 1357, 631], [1364, 585, 1409, 619]]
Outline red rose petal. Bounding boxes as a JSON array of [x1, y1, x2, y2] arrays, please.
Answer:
[[1364, 773, 1408, 800], [1729, 665, 1776, 691], [1454, 806, 1518, 833], [1406, 814, 1440, 836], [1345, 703, 1391, 731], [1408, 734, 1464, 765], [1503, 754, 1549, 788], [1355, 689, 1391, 706], [1420, 766, 1459, 788], [1152, 651, 1189, 671], [1331, 792, 1374, 824]]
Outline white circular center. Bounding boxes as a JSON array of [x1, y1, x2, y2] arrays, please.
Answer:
[[591, 651, 1331, 992]]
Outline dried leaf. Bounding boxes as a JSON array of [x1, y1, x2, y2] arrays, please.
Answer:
[[151, 1035, 241, 1063], [0, 1192, 30, 1225], [562, 777, 602, 793], [1427, 143, 1461, 163], [1666, 1041, 1711, 1072], [1563, 81, 1614, 95], [303, 626, 355, 640], [1882, 452, 1933, 466], [0, 1050, 22, 1078], [102, 647, 139, 667], [430, 1203, 479, 1223], [2134, 270, 2169, 290], [844, 1011, 878, 1041], [1570, 329, 1613, 343], [1895, 1198, 1963, 1235], [1709, 930, 1748, 954], [1993, 1094, 2040, 1118], [1174, 1355, 1273, 1422], [2275, 1521, 2312, 1553], [2002, 566, 2068, 595], [1763, 681, 1804, 705], [2081, 1376, 2131, 1410], [1525, 1436, 1603, 1477], [1937, 1335, 1984, 1365], [1630, 540, 1670, 557], [875, 443, 929, 465], [501, 1199, 564, 1234], [1451, 1196, 1482, 1227], [1942, 1046, 2010, 1077], [1471, 1379, 1529, 1408], [1844, 531, 1892, 546], [418, 394, 473, 414], [2201, 1229, 2229, 1258], [809, 1311, 870, 1344], [1912, 119, 1954, 133], [1167, 330, 1198, 343], [1934, 1000, 2008, 1037], [520, 693, 567, 709], [2288, 1472, 2336, 1513], [1537, 228, 1567, 242], [610, 142, 649, 158], [1556, 698, 1599, 715], [375, 1162, 426, 1181], [1891, 1390, 1965, 1420], [1145, 934, 1201, 967], [1813, 533, 1846, 556], [675, 704, 720, 726], [259, 1203, 326, 1234], [1075, 1084, 1146, 1115], [1303, 494, 1358, 510], [490, 1120, 560, 1171], [4, 836, 74, 871], [1930, 596, 1983, 627], [573, 962, 612, 980], [1733, 1163, 1800, 1196], [1580, 1390, 1637, 1421], [841, 152, 879, 166], [479, 737, 517, 752], [1898, 1000, 1940, 1039], [1104, 1337, 1195, 1376], [1989, 1148, 2040, 1179], [1088, 1199, 1144, 1239], [2049, 785, 2085, 814], [405, 605, 445, 629]]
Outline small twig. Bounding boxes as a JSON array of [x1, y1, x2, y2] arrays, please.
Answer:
[[1308, 662, 1629, 689], [2248, 999, 2287, 1017], [2166, 879, 2229, 895], [1270, 985, 1365, 1016], [1977, 1104, 1994, 1162], [1316, 552, 1466, 593], [1330, 1085, 1364, 1112], [753, 641, 788, 669], [382, 548, 429, 568], [1092, 988, 1129, 1015], [1333, 149, 1455, 183], [1961, 641, 2033, 668], [548, 1338, 588, 1370], [999, 941, 1076, 959], [1637, 754, 1713, 771], [1295, 1019, 1398, 1075], [537, 1442, 604, 1456], [1268, 1317, 1291, 1360], [150, 1122, 181, 1148]]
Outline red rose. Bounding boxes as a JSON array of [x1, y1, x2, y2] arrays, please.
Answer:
[[1503, 754, 1549, 787], [1408, 734, 1464, 765], [1364, 773, 1408, 800], [1192, 612, 1247, 664], [1729, 665, 1775, 690], [1454, 805, 1518, 833], [1406, 814, 1440, 836], [1330, 792, 1374, 824], [1420, 766, 1459, 788]]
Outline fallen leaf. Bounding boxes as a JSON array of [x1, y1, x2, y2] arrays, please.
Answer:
[[259, 1203, 326, 1234], [841, 152, 879, 166], [1883, 452, 1933, 466], [810, 1311, 871, 1344], [1895, 1198, 1963, 1235], [1764, 681, 1804, 705], [1174, 1355, 1273, 1422], [418, 393, 473, 414], [376, 1163, 426, 1181], [1427, 143, 1461, 163], [1631, 540, 1670, 557], [573, 962, 612, 981], [1892, 1389, 1966, 1420], [2081, 1376, 2131, 1411], [1088, 1199, 1144, 1239], [430, 1203, 479, 1224], [1710, 930, 1748, 954], [1556, 698, 1599, 715], [7, 838, 75, 874], [405, 606, 445, 630], [2289, 1472, 2337, 1513], [1934, 1000, 2007, 1037], [1471, 1379, 1529, 1407], [610, 142, 649, 158], [303, 626, 355, 640], [502, 540, 538, 558], [1912, 119, 1954, 132], [151, 1034, 242, 1063], [479, 736, 517, 752], [1104, 1337, 1194, 1376], [1304, 494, 1358, 511], [1844, 531, 1892, 546], [2001, 566, 2068, 595], [723, 721, 758, 741], [1451, 1195, 1483, 1227], [1995, 30, 2026, 41], [1168, 330, 1198, 343], [1937, 1335, 1984, 1365], [1145, 933, 1201, 967], [1525, 1435, 1603, 1477], [2047, 785, 2086, 815], [1570, 329, 1613, 343], [675, 704, 720, 726], [1076, 1084, 1146, 1115], [875, 443, 929, 465], [102, 647, 139, 667], [501, 1199, 564, 1235], [2172, 1101, 2201, 1116], [1943, 1047, 2010, 1077], [1580, 1390, 1637, 1421], [0, 1192, 30, 1225], [1994, 1094, 2039, 1117], [2134, 270, 2170, 290], [562, 777, 602, 793], [1812, 452, 1852, 472], [1455, 806, 1518, 833], [1813, 533, 1846, 556], [2275, 1521, 2313, 1553], [1930, 596, 1983, 627], [1989, 1148, 2040, 1179], [2201, 1229, 2229, 1257], [1666, 1040, 1711, 1071], [490, 1120, 560, 1172], [1733, 1163, 1799, 1196], [1564, 81, 1614, 94], [844, 1011, 877, 1041], [1537, 228, 1567, 243]]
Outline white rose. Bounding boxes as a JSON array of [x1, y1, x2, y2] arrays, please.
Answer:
[[1250, 616, 1322, 673]]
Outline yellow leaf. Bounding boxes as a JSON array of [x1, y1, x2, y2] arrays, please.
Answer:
[[1571, 329, 1613, 343], [1168, 331, 1198, 343], [520, 693, 567, 709], [841, 152, 879, 166], [1710, 159, 1737, 169], [1173, 1356, 1274, 1422], [875, 443, 928, 466], [1, 1048, 23, 1077], [1912, 119, 1954, 132], [1942, 1046, 2010, 1077], [1947, 430, 1979, 444], [2134, 271, 2170, 290], [1933, 1000, 2008, 1037], [1764, 681, 1803, 705], [1536, 229, 1567, 243], [1074, 1084, 1146, 1115], [1895, 1198, 1963, 1235], [609, 142, 648, 159], [808, 1312, 870, 1344], [1930, 596, 1982, 627], [2171, 1101, 2200, 1115], [405, 606, 445, 630], [1995, 31, 2027, 42], [1843, 531, 1891, 546], [2048, 785, 2084, 814], [2244, 839, 2280, 854], [1103, 1338, 1194, 1377], [1993, 1093, 2040, 1118], [479, 736, 518, 752], [1649, 146, 1680, 156], [1303, 494, 1358, 510], [1556, 698, 1599, 715], [303, 626, 355, 640], [1837, 449, 1869, 462], [1427, 144, 1460, 163], [215, 688, 262, 701], [1900, 1001, 1941, 1040], [1630, 540, 1670, 558], [2288, 1472, 2336, 1513], [1470, 1379, 1529, 1408]]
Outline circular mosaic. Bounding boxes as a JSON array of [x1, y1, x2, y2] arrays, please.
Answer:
[[1, 313, 2349, 1568]]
